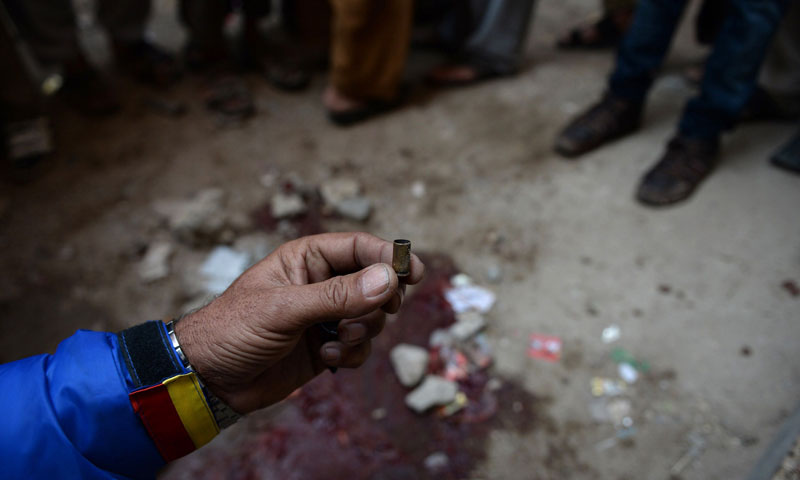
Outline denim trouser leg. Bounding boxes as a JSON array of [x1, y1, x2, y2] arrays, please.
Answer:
[[608, 0, 689, 103], [678, 0, 789, 140], [463, 0, 537, 75]]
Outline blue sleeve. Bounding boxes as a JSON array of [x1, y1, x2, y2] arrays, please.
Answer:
[[0, 330, 165, 479]]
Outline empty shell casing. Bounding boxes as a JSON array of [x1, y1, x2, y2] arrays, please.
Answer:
[[392, 239, 411, 278]]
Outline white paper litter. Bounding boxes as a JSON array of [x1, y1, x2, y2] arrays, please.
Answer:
[[444, 285, 496, 313], [200, 246, 250, 294]]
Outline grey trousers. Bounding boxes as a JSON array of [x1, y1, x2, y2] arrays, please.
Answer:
[[464, 0, 536, 75], [5, 0, 148, 65]]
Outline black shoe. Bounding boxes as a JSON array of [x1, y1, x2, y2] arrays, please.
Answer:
[[554, 93, 643, 158], [636, 136, 719, 206]]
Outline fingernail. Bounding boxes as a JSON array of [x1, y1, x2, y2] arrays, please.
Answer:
[[341, 323, 367, 344], [322, 345, 341, 364], [360, 264, 390, 298]]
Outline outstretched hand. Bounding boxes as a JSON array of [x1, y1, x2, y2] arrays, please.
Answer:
[[175, 232, 424, 414]]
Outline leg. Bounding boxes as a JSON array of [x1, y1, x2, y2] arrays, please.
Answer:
[[678, 0, 789, 140], [328, 0, 412, 102], [636, 0, 789, 206], [180, 0, 229, 66], [96, 0, 149, 46], [3, 0, 81, 66], [608, 0, 689, 102], [462, 0, 537, 76]]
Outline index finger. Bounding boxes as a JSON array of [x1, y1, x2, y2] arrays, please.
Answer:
[[294, 232, 425, 284]]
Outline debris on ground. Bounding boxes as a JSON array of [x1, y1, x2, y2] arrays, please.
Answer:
[[602, 324, 621, 344], [444, 283, 496, 313], [390, 343, 429, 387], [423, 451, 449, 472], [405, 375, 459, 413], [670, 431, 707, 476], [199, 246, 250, 294], [232, 232, 277, 264], [528, 334, 562, 362], [591, 377, 626, 397], [782, 280, 800, 298], [450, 311, 486, 341], [485, 264, 503, 284], [137, 241, 173, 282], [611, 347, 650, 373], [320, 177, 372, 222], [153, 188, 229, 243], [618, 362, 639, 384], [410, 180, 426, 199], [270, 192, 306, 219]]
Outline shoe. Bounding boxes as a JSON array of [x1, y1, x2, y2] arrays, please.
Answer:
[[636, 136, 719, 206], [554, 94, 643, 157]]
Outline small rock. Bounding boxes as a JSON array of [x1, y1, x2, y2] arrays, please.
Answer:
[[410, 181, 426, 198], [405, 375, 457, 413], [137, 241, 173, 282], [602, 324, 621, 344], [450, 273, 473, 288], [449, 311, 486, 341], [270, 192, 306, 219], [233, 232, 276, 264], [390, 344, 429, 387], [259, 172, 277, 189], [335, 196, 371, 222], [618, 363, 638, 384], [424, 452, 449, 472], [485, 264, 503, 284], [153, 188, 227, 241], [429, 329, 454, 348], [320, 178, 361, 206]]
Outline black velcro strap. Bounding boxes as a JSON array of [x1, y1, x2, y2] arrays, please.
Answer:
[[117, 321, 183, 388]]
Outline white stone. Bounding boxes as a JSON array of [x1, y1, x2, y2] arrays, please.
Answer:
[[405, 375, 458, 413], [410, 180, 426, 198], [233, 233, 276, 264], [320, 178, 361, 206], [270, 192, 306, 218], [335, 196, 371, 222], [200, 246, 250, 294], [137, 241, 173, 282], [390, 344, 429, 387], [424, 452, 449, 471], [449, 311, 486, 340], [153, 188, 227, 240]]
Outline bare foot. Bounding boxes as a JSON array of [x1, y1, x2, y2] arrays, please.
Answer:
[[323, 85, 365, 113]]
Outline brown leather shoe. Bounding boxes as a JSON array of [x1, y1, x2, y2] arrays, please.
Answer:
[[554, 94, 643, 158], [636, 136, 719, 206]]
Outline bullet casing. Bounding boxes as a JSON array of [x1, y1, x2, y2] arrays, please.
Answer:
[[392, 239, 411, 278]]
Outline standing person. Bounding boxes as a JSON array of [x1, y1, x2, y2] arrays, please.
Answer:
[[426, 0, 538, 87], [322, 0, 413, 126], [554, 0, 789, 206], [4, 0, 178, 115]]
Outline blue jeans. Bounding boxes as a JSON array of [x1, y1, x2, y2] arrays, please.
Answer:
[[609, 0, 788, 140]]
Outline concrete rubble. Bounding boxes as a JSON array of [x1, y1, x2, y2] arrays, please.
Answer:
[[137, 241, 173, 283], [390, 343, 430, 387], [405, 375, 458, 413], [320, 177, 372, 222], [270, 192, 306, 219], [449, 311, 487, 341], [152, 188, 228, 243]]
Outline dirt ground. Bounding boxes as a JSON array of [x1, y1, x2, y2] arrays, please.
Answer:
[[1, 1, 799, 479]]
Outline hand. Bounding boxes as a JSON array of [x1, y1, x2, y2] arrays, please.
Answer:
[[174, 232, 424, 414]]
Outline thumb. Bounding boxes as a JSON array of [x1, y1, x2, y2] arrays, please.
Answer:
[[282, 263, 398, 329]]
